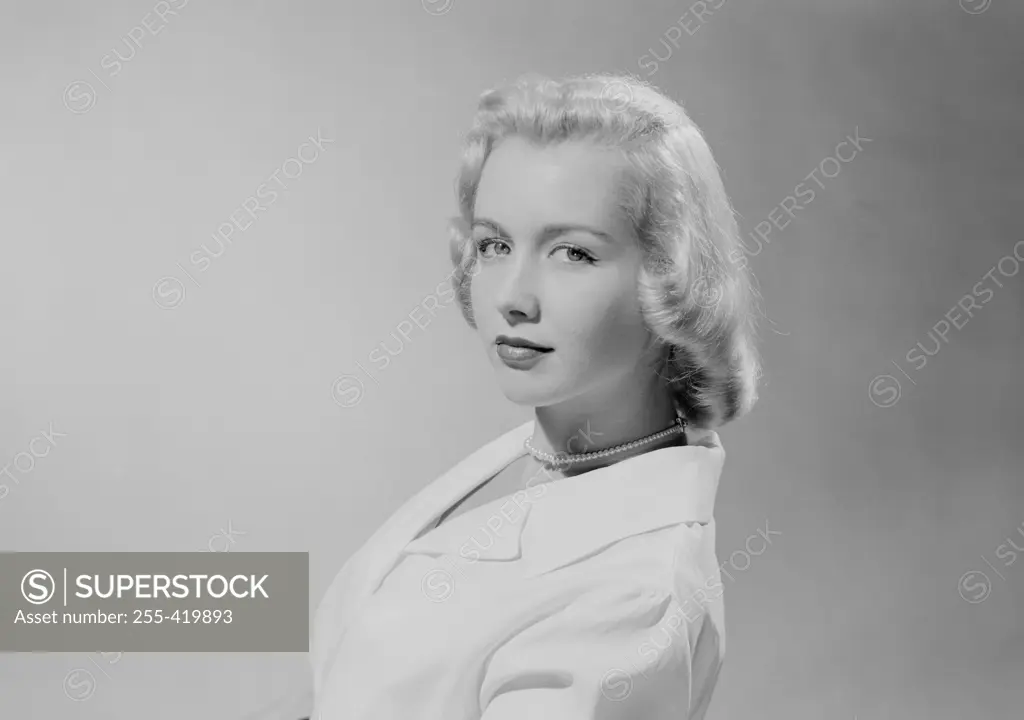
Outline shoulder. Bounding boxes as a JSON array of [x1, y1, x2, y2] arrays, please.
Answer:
[[516, 517, 725, 654], [588, 518, 725, 638], [479, 523, 726, 716], [563, 519, 726, 669]]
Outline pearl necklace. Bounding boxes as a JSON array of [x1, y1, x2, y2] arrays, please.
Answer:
[[523, 415, 687, 469]]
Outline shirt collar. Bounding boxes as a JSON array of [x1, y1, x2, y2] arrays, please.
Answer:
[[400, 422, 725, 578]]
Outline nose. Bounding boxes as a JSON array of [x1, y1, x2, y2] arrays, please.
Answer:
[[496, 259, 540, 325]]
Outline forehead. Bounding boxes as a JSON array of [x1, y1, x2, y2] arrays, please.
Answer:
[[473, 136, 634, 237]]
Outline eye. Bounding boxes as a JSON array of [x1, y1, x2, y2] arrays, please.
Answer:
[[475, 237, 510, 258], [550, 244, 597, 265]]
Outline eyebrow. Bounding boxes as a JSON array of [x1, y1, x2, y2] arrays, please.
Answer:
[[472, 217, 616, 244]]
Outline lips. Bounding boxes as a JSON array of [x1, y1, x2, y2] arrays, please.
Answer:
[[496, 344, 548, 362], [495, 335, 553, 352], [495, 335, 552, 367]]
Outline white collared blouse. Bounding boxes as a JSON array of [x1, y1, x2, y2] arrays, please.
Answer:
[[310, 420, 727, 720]]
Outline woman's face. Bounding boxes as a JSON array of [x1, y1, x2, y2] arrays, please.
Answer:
[[469, 136, 656, 408]]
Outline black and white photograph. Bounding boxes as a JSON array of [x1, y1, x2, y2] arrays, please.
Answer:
[[1, 0, 1022, 718]]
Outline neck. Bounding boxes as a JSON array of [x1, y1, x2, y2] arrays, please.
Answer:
[[530, 371, 681, 477]]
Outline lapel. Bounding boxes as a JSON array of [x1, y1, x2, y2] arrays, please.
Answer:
[[362, 419, 536, 592], [311, 419, 534, 691]]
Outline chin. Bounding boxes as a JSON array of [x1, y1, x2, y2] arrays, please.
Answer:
[[487, 374, 561, 407], [487, 348, 581, 407], [501, 392, 556, 408], [495, 381, 557, 407], [493, 373, 577, 408]]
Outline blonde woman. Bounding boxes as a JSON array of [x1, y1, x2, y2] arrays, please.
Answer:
[[309, 72, 760, 720]]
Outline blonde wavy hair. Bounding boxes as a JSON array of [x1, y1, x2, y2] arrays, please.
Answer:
[[448, 72, 761, 430]]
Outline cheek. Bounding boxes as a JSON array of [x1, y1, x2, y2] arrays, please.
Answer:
[[551, 285, 648, 364], [591, 309, 650, 365]]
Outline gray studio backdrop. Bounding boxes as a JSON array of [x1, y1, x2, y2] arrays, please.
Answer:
[[1, 0, 1021, 718]]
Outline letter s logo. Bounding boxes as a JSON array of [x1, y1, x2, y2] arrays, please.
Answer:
[[21, 569, 55, 605], [63, 668, 97, 701]]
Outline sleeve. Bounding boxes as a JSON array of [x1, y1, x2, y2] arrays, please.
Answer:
[[478, 523, 726, 720]]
